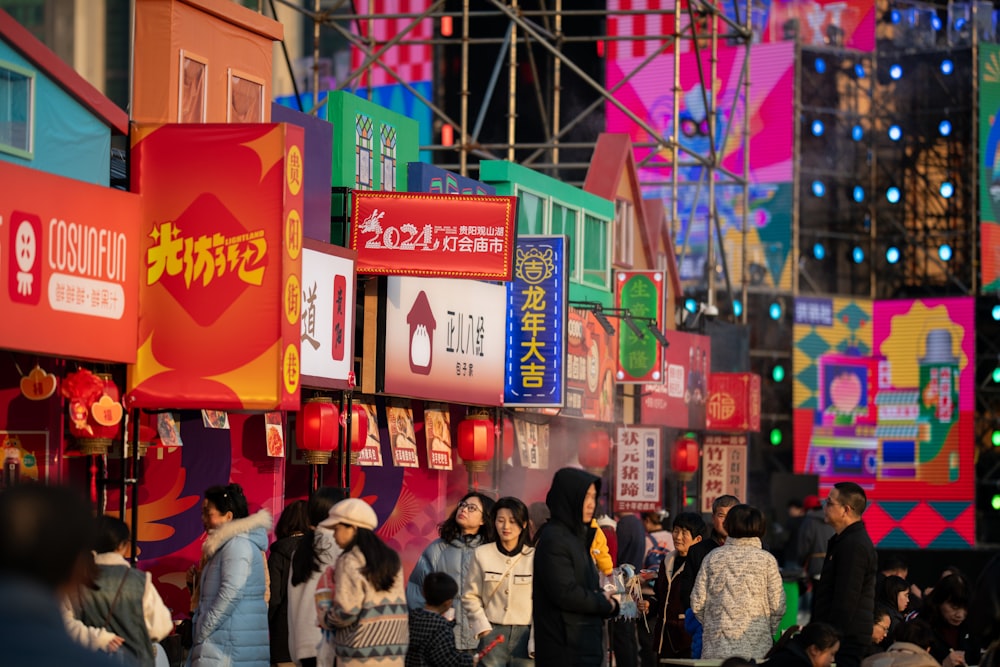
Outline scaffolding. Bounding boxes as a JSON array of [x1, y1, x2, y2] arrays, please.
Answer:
[[266, 0, 753, 321]]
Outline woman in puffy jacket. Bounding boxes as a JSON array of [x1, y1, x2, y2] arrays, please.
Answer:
[[189, 483, 272, 667], [691, 504, 785, 661], [407, 492, 495, 651]]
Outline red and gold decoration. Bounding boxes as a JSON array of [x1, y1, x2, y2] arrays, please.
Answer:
[[579, 429, 612, 475], [457, 412, 495, 473], [706, 373, 761, 432], [19, 365, 58, 400], [61, 369, 124, 456], [295, 397, 340, 465]]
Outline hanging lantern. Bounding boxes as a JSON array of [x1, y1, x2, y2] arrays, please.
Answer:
[[343, 404, 369, 464], [671, 434, 700, 482], [295, 397, 340, 465], [61, 369, 123, 456], [457, 413, 495, 473], [579, 429, 611, 475]]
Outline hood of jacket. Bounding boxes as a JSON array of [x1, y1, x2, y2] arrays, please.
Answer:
[[203, 509, 272, 559], [546, 467, 600, 539]]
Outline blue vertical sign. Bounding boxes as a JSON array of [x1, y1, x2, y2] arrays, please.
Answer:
[[504, 236, 567, 407]]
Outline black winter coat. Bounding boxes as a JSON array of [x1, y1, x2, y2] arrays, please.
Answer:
[[533, 468, 617, 667], [812, 520, 877, 646], [267, 533, 303, 664]]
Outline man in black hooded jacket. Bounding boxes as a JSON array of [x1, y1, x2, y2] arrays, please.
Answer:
[[533, 468, 620, 666]]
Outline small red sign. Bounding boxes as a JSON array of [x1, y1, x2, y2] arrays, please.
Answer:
[[705, 373, 761, 432], [351, 191, 518, 280]]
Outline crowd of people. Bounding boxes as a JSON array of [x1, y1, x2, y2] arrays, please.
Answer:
[[2, 477, 1000, 667]]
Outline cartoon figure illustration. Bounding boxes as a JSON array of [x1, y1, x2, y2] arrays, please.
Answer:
[[407, 290, 436, 375]]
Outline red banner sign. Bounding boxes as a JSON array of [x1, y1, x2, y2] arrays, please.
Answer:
[[639, 330, 711, 429], [706, 373, 761, 432], [127, 123, 304, 410], [351, 191, 517, 280], [0, 162, 141, 362]]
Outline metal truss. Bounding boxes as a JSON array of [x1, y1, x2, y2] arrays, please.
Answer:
[[264, 0, 752, 321]]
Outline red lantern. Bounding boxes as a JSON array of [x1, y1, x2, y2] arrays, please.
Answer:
[[579, 429, 611, 474], [61, 369, 123, 456], [343, 404, 369, 464], [671, 434, 700, 482], [295, 397, 340, 465], [457, 414, 495, 473]]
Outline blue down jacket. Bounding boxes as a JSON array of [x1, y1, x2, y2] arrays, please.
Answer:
[[189, 510, 272, 667]]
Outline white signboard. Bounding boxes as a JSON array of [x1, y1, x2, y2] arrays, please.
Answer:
[[614, 426, 661, 513], [300, 242, 357, 389], [700, 434, 748, 513]]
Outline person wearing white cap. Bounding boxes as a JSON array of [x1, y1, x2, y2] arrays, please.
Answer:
[[318, 498, 408, 666]]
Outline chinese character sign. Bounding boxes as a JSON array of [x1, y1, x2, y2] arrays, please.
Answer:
[[378, 276, 507, 405], [706, 373, 761, 432], [423, 402, 454, 470], [387, 400, 418, 468], [614, 426, 661, 513], [300, 241, 357, 389], [504, 236, 567, 407], [700, 434, 747, 513], [616, 271, 665, 384], [128, 123, 304, 410], [351, 191, 517, 280]]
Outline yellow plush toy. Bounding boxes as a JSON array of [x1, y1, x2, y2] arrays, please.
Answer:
[[590, 518, 614, 575]]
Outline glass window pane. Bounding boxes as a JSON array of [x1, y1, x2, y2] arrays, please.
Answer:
[[518, 191, 545, 235], [553, 204, 579, 280], [583, 214, 609, 288], [0, 65, 32, 154]]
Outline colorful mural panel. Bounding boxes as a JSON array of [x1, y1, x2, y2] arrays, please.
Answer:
[[793, 296, 975, 548], [979, 43, 1000, 291]]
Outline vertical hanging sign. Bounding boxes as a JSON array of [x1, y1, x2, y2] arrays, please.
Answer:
[[700, 434, 748, 513], [615, 271, 665, 384], [504, 236, 567, 407], [614, 426, 661, 513]]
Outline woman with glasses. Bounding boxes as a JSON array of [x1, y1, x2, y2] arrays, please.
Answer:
[[407, 492, 496, 652], [463, 497, 535, 666]]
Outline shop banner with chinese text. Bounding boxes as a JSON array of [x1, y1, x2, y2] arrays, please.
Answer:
[[700, 434, 748, 513], [616, 271, 666, 384], [300, 240, 357, 389], [614, 426, 661, 513], [504, 236, 567, 407], [0, 162, 141, 362], [706, 373, 761, 432], [560, 307, 618, 421], [127, 123, 304, 410], [640, 330, 711, 429], [351, 191, 517, 280]]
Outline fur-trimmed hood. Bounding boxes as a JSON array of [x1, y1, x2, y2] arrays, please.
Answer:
[[202, 509, 272, 559]]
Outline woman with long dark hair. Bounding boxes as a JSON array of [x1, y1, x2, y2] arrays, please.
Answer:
[[463, 497, 535, 666], [875, 575, 910, 648], [189, 483, 272, 667], [407, 492, 496, 651], [916, 572, 971, 667], [318, 499, 408, 666], [765, 622, 840, 667], [286, 487, 345, 667], [268, 500, 308, 667]]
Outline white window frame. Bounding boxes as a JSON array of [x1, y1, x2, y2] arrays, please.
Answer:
[[226, 68, 265, 123]]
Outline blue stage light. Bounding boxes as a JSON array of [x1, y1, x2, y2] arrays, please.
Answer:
[[941, 58, 953, 74], [811, 120, 825, 136], [812, 181, 825, 197], [815, 57, 827, 74], [852, 124, 864, 141], [992, 305, 1000, 321], [854, 63, 866, 78], [939, 120, 952, 137], [932, 14, 943, 31], [940, 182, 954, 198], [889, 64, 903, 80], [853, 186, 865, 203], [684, 298, 697, 313], [733, 300, 743, 317], [886, 187, 901, 204], [938, 244, 953, 261], [886, 247, 900, 264], [890, 8, 901, 23], [813, 243, 826, 260], [769, 302, 782, 320], [852, 246, 865, 264], [888, 125, 902, 141], [955, 17, 967, 31]]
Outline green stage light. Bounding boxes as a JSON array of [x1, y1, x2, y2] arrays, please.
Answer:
[[770, 428, 783, 446], [993, 494, 1000, 511], [993, 430, 1000, 447], [772, 364, 786, 383]]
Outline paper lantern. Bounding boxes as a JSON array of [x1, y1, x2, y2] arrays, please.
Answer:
[[457, 414, 494, 473], [579, 429, 611, 474], [295, 397, 340, 465], [671, 434, 700, 481], [61, 369, 123, 456], [344, 404, 369, 464]]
